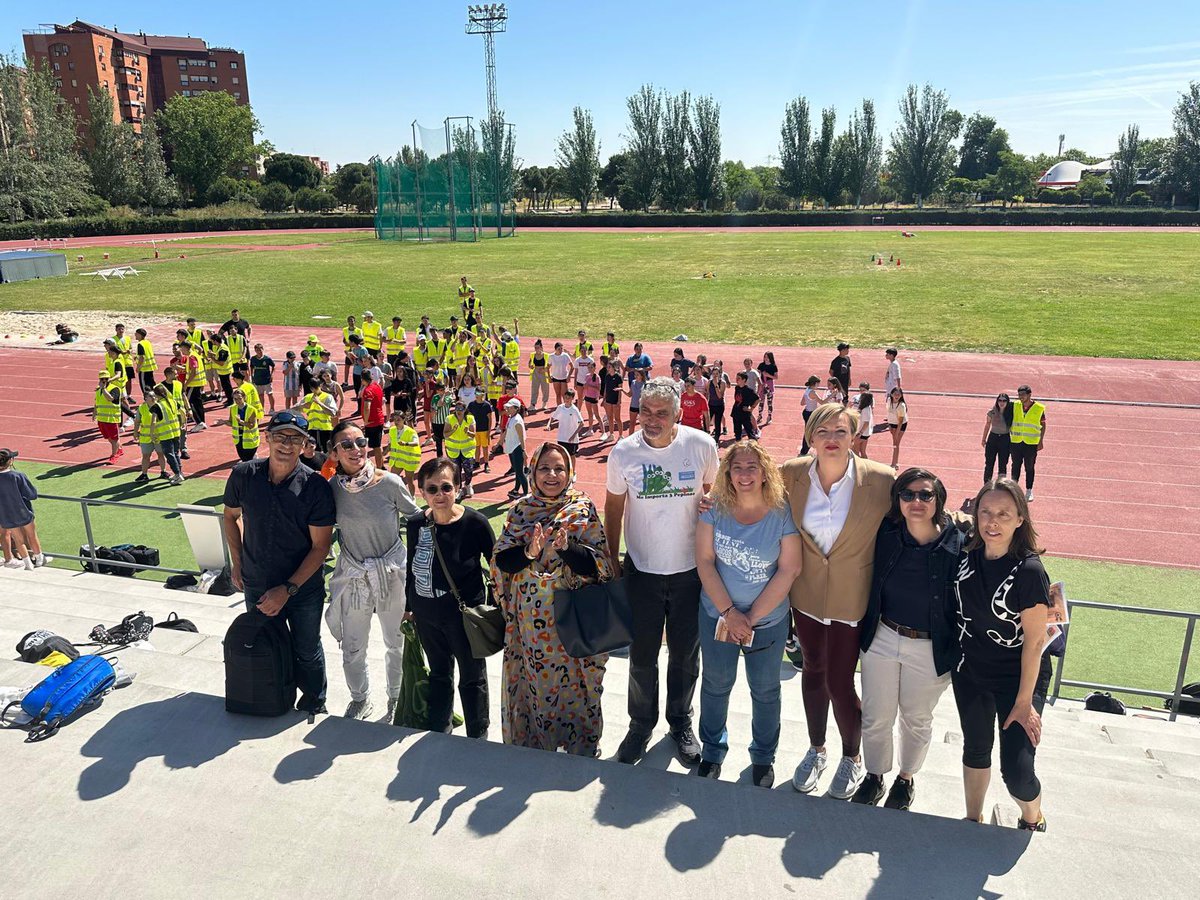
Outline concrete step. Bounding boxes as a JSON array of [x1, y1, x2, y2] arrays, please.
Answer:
[[12, 563, 244, 604]]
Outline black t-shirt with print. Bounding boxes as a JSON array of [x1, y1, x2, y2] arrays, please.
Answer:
[[955, 549, 1050, 690]]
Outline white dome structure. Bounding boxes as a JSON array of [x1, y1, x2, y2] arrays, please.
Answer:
[[1038, 159, 1114, 190]]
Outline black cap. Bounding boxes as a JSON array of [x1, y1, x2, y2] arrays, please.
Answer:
[[0, 448, 17, 465]]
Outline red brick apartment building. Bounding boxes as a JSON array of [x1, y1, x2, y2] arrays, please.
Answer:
[[22, 20, 249, 138]]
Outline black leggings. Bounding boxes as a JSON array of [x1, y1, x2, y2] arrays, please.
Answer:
[[731, 405, 756, 440], [187, 386, 206, 424], [984, 433, 1011, 482], [309, 428, 331, 452], [1009, 443, 1039, 489], [801, 408, 813, 454], [952, 665, 1050, 803], [709, 399, 726, 439], [413, 613, 489, 737], [219, 373, 234, 406]]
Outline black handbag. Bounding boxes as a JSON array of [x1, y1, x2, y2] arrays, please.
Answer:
[[431, 523, 505, 659], [553, 577, 633, 658]]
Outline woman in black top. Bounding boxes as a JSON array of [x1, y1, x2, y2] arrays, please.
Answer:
[[854, 468, 965, 811], [981, 393, 1013, 483], [756, 351, 778, 427], [953, 477, 1051, 831], [731, 372, 758, 441], [405, 456, 497, 737]]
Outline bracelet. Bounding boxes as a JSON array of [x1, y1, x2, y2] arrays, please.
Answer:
[[720, 605, 733, 617]]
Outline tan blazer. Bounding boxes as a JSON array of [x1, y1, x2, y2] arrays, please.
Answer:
[[782, 455, 896, 622]]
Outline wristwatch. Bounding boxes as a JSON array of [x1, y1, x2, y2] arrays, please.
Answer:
[[284, 581, 300, 597]]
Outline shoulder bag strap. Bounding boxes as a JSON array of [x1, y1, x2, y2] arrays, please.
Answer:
[[428, 522, 464, 608]]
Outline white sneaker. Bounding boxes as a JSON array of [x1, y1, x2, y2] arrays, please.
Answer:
[[170, 475, 185, 485], [1026, 488, 1034, 501], [600, 432, 610, 442], [33, 553, 47, 568], [791, 747, 828, 793], [827, 755, 866, 800], [464, 485, 474, 498], [344, 698, 374, 721], [22, 556, 35, 571], [3, 558, 24, 569], [191, 423, 207, 433]]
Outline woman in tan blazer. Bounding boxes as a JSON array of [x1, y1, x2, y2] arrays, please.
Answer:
[[782, 403, 895, 799]]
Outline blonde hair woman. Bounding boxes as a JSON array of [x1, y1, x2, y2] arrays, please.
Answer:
[[695, 439, 802, 787]]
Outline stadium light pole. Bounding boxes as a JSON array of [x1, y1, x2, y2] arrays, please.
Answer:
[[465, 4, 509, 236]]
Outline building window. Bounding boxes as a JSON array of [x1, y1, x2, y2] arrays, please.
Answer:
[[182, 90, 192, 97], [178, 59, 186, 68], [233, 92, 241, 99], [68, 61, 75, 70], [53, 62, 60, 72], [209, 60, 217, 68], [73, 97, 80, 104], [54, 78, 62, 88], [98, 47, 105, 58], [230, 61, 239, 69], [71, 79, 78, 88], [211, 76, 219, 85], [232, 76, 239, 85], [51, 43, 70, 56]]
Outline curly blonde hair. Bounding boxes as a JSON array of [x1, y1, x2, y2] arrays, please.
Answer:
[[711, 439, 786, 511]]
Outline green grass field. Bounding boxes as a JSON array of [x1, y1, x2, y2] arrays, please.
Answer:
[[14, 459, 1198, 712], [5, 230, 1199, 359]]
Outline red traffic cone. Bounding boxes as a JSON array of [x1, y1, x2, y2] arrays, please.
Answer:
[[877, 258, 882, 266], [896, 258, 901, 266]]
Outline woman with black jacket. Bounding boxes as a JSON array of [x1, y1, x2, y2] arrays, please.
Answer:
[[852, 468, 965, 811], [405, 456, 496, 738]]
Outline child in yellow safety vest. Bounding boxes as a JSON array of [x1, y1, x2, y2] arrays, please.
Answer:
[[386, 409, 421, 493], [151, 384, 185, 483], [93, 372, 131, 464], [133, 393, 170, 482], [134, 327, 156, 400], [300, 385, 337, 451], [231, 370, 263, 416], [230, 390, 261, 462], [443, 400, 477, 499]]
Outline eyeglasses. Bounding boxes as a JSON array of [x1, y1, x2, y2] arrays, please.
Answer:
[[270, 433, 307, 447], [334, 437, 369, 451], [423, 482, 456, 494], [270, 411, 309, 431], [899, 489, 936, 503]]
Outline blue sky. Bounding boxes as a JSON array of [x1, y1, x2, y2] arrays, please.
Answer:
[[4, 1, 1197, 169]]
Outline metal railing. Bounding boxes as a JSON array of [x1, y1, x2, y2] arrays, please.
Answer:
[[1051, 599, 1198, 722], [39, 493, 230, 578]]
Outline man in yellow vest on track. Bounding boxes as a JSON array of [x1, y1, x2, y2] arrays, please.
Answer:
[[385, 316, 407, 370], [361, 311, 383, 358], [133, 391, 170, 482], [133, 328, 156, 399], [210, 333, 235, 407], [447, 330, 471, 384], [181, 339, 208, 431], [300, 384, 337, 451], [112, 323, 135, 386], [386, 409, 421, 492], [161, 365, 191, 463], [1009, 385, 1047, 501], [231, 370, 263, 416], [225, 327, 248, 378], [151, 383, 185, 483], [500, 327, 521, 381], [412, 335, 430, 378], [230, 389, 262, 462], [186, 318, 205, 353], [443, 399, 477, 499], [601, 332, 620, 362], [92, 372, 127, 464]]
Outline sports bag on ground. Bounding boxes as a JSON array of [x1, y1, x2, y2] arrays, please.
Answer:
[[79, 544, 137, 577], [223, 611, 296, 717], [155, 612, 198, 633], [111, 543, 161, 572], [1165, 681, 1200, 717], [1084, 691, 1126, 716], [1, 655, 116, 742]]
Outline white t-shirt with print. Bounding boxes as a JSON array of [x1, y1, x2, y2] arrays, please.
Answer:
[[606, 426, 719, 574], [551, 403, 584, 443]]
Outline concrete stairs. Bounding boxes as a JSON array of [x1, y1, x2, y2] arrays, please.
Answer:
[[2, 564, 1198, 898]]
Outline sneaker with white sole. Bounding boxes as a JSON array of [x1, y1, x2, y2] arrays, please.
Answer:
[[33, 553, 48, 568], [385, 697, 398, 724], [169, 475, 185, 485], [791, 747, 828, 793], [827, 755, 866, 800], [1026, 488, 1034, 501], [22, 556, 35, 571], [3, 558, 24, 569], [344, 698, 374, 721]]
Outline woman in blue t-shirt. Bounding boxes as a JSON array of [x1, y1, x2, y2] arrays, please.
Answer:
[[695, 440, 802, 788]]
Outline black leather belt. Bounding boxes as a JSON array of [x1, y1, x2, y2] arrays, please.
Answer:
[[882, 616, 932, 640]]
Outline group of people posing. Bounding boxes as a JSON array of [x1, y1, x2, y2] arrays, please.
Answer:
[[223, 370, 1055, 833]]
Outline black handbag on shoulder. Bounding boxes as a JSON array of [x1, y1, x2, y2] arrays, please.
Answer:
[[553, 577, 633, 659], [430, 522, 505, 659]]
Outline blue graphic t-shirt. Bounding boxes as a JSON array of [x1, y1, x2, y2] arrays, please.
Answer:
[[699, 505, 798, 627]]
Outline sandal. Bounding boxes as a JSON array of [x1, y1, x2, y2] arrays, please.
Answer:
[[1017, 816, 1047, 832]]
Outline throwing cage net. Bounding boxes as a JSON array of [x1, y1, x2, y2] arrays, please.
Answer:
[[374, 117, 516, 242]]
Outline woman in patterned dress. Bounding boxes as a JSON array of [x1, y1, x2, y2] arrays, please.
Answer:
[[491, 442, 614, 755]]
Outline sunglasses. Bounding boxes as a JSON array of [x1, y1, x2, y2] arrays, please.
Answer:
[[335, 437, 369, 451], [423, 482, 456, 495], [270, 411, 309, 430], [899, 489, 936, 503]]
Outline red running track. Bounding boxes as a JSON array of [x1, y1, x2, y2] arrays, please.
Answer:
[[4, 330, 1198, 569]]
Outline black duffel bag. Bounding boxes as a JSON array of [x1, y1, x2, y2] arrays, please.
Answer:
[[553, 577, 633, 659], [1165, 682, 1200, 717], [79, 545, 136, 577], [112, 543, 160, 572]]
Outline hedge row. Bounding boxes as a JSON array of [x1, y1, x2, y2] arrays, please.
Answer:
[[513, 208, 1200, 228], [0, 214, 375, 241]]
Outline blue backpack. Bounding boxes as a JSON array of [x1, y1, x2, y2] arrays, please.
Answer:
[[2, 655, 116, 742]]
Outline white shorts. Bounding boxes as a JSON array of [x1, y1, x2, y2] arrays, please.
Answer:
[[254, 384, 273, 395]]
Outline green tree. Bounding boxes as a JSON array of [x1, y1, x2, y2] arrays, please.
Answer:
[[778, 96, 811, 205], [660, 90, 692, 211], [519, 165, 544, 209], [260, 181, 292, 212], [205, 175, 243, 205], [264, 153, 321, 191], [1170, 82, 1200, 210], [841, 99, 882, 207], [1077, 174, 1110, 201], [944, 176, 975, 204], [1110, 124, 1140, 204], [888, 84, 962, 206], [479, 111, 517, 219], [157, 92, 261, 199], [623, 84, 662, 210], [555, 106, 602, 212], [810, 107, 839, 208], [688, 95, 722, 211], [350, 179, 375, 213], [330, 162, 372, 205], [598, 152, 628, 209], [991, 152, 1038, 206], [1061, 147, 1102, 164], [138, 117, 178, 212], [956, 114, 1011, 180], [84, 87, 140, 207], [293, 186, 323, 211]]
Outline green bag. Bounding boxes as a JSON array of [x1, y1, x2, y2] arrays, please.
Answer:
[[393, 619, 463, 730]]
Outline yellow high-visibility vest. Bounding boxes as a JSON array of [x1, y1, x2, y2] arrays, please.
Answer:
[[444, 414, 475, 458], [226, 333, 247, 363], [343, 325, 362, 349], [231, 405, 261, 449], [412, 344, 430, 370], [450, 341, 471, 370], [156, 395, 182, 441], [185, 354, 206, 388], [238, 381, 262, 414], [113, 334, 133, 366], [361, 320, 383, 351], [427, 339, 447, 365], [303, 391, 334, 431], [601, 341, 620, 360], [94, 388, 121, 424], [136, 403, 158, 444], [385, 325, 407, 350], [388, 424, 421, 471], [502, 339, 520, 370], [136, 339, 156, 372], [188, 327, 205, 349], [1010, 401, 1045, 445], [213, 346, 233, 376]]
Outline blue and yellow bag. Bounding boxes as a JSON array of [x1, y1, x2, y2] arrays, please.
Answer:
[[2, 655, 115, 742]]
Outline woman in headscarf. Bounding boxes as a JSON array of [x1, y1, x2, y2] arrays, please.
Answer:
[[490, 442, 615, 756]]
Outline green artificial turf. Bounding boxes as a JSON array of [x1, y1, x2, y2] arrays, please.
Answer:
[[4, 230, 1198, 359], [13, 458, 1198, 713]]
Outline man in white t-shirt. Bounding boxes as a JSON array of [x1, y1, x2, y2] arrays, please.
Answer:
[[883, 348, 902, 397], [605, 377, 719, 767], [546, 389, 585, 457]]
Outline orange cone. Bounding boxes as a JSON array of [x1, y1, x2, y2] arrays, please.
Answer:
[[896, 258, 901, 266]]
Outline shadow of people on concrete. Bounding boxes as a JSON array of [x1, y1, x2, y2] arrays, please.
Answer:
[[386, 731, 597, 836], [274, 716, 407, 783], [77, 691, 297, 800]]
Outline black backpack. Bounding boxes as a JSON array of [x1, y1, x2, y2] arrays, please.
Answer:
[[111, 543, 161, 572], [223, 612, 295, 717], [1165, 682, 1200, 717], [79, 545, 137, 577], [1084, 691, 1126, 716]]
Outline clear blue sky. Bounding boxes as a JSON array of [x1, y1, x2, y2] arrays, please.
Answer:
[[4, 1, 1196, 169]]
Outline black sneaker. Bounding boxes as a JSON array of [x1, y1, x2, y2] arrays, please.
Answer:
[[1017, 815, 1047, 832], [850, 773, 886, 805], [884, 776, 915, 810], [696, 760, 721, 779], [180, 450, 191, 459], [616, 730, 650, 764], [670, 727, 702, 766], [133, 474, 150, 483], [296, 699, 328, 716], [785, 642, 804, 671], [751, 764, 775, 788]]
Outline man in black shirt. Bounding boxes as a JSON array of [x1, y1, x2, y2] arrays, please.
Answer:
[[830, 342, 852, 403], [223, 411, 336, 714], [221, 308, 251, 339]]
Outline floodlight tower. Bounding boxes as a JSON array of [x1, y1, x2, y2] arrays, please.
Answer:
[[466, 4, 508, 235]]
